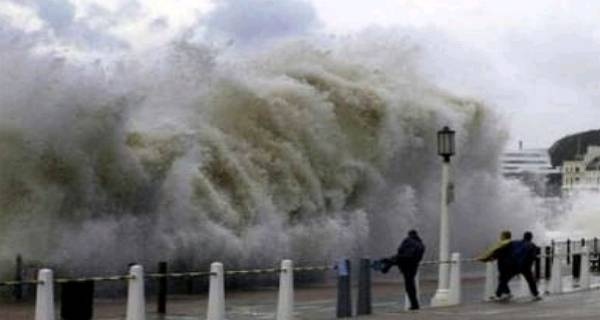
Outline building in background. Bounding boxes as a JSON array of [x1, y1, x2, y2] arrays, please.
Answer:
[[501, 141, 560, 196], [561, 145, 600, 193]]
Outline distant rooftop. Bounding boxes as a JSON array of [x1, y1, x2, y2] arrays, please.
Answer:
[[548, 129, 600, 167]]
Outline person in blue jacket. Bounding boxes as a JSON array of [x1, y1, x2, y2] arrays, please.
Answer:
[[512, 231, 541, 300]]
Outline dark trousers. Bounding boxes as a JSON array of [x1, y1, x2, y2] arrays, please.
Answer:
[[496, 271, 515, 297], [400, 264, 419, 309], [520, 266, 539, 296], [496, 267, 539, 298]]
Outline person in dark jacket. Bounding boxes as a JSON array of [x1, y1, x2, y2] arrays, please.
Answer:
[[512, 231, 541, 300], [396, 229, 425, 310], [478, 230, 517, 300]]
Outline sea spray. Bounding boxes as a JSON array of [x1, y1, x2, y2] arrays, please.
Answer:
[[546, 191, 600, 239], [0, 36, 546, 274]]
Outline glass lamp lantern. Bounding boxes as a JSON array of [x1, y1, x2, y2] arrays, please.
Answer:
[[437, 126, 455, 162]]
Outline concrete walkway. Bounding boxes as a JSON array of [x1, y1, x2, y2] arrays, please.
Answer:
[[368, 290, 600, 319], [2, 280, 599, 319]]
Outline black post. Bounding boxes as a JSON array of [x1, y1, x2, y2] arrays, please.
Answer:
[[158, 261, 168, 314], [567, 238, 571, 264], [534, 247, 541, 280], [594, 237, 599, 273], [581, 238, 587, 275], [356, 258, 371, 315], [336, 259, 352, 318], [13, 255, 22, 301], [187, 276, 194, 294], [61, 281, 94, 320], [573, 253, 581, 279], [544, 246, 551, 280]]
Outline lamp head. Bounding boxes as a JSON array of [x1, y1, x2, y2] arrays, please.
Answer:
[[437, 126, 455, 162]]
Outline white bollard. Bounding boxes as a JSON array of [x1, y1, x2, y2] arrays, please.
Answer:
[[549, 251, 563, 294], [126, 265, 146, 320], [35, 269, 55, 320], [404, 272, 420, 310], [207, 262, 225, 320], [448, 252, 461, 305], [483, 262, 498, 301], [277, 260, 294, 320], [580, 245, 591, 290]]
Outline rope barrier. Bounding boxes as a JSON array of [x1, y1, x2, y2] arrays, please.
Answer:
[[225, 268, 281, 275], [420, 260, 456, 265], [538, 254, 586, 259], [293, 265, 333, 272], [54, 275, 133, 284], [0, 265, 330, 287], [421, 253, 593, 266], [4, 253, 593, 287], [418, 256, 577, 265], [146, 271, 215, 279], [0, 280, 42, 286]]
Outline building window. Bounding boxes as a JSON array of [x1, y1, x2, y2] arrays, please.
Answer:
[[576, 167, 580, 173]]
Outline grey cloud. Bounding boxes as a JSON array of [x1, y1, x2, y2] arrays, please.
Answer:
[[35, 0, 76, 33], [504, 28, 600, 95], [149, 17, 169, 32], [400, 19, 600, 146], [4, 0, 140, 50], [203, 0, 319, 46]]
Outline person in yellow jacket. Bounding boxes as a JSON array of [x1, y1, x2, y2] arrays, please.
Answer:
[[478, 230, 516, 300]]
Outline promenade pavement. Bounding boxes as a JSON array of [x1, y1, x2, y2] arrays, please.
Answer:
[[2, 277, 600, 319], [370, 290, 600, 320]]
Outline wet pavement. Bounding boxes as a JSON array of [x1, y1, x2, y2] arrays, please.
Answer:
[[2, 276, 600, 319], [371, 290, 600, 320]]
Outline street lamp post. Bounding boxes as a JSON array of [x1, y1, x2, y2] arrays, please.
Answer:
[[431, 126, 455, 307]]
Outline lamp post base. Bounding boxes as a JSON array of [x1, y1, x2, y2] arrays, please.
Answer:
[[430, 289, 451, 307]]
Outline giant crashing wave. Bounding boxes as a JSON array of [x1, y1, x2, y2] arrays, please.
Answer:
[[0, 37, 544, 275]]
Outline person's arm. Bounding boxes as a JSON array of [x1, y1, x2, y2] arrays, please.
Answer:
[[477, 239, 511, 262]]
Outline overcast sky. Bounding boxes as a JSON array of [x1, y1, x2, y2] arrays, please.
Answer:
[[2, 0, 600, 148]]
